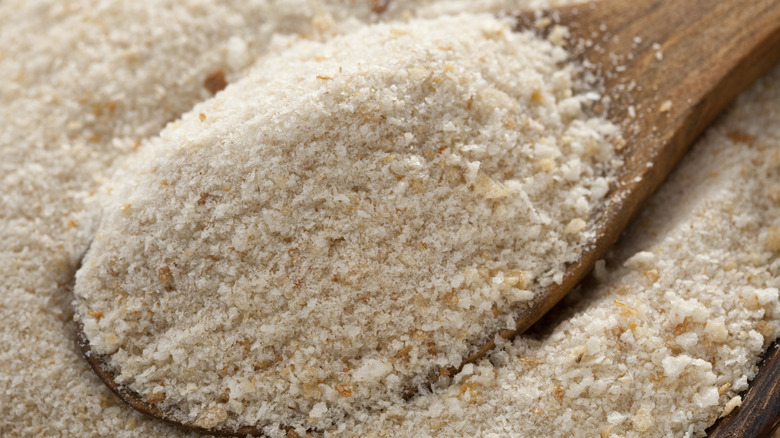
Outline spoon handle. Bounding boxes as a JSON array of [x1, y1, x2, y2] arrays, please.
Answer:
[[707, 342, 780, 438], [508, 0, 780, 340], [578, 0, 780, 224]]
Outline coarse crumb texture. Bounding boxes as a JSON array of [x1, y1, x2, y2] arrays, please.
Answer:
[[73, 14, 619, 433], [338, 67, 780, 437], [2, 1, 779, 438], [0, 0, 467, 436]]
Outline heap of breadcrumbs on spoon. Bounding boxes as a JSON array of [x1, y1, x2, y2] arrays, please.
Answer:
[[73, 14, 621, 434]]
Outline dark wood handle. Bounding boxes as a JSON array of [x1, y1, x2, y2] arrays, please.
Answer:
[[503, 0, 780, 344], [707, 343, 780, 438]]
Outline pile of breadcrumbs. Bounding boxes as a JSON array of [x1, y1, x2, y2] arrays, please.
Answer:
[[1, 1, 777, 437], [73, 13, 619, 433]]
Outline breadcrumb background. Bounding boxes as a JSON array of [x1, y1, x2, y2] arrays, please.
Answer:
[[0, 1, 777, 437]]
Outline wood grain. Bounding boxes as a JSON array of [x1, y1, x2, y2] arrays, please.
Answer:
[[707, 342, 780, 438], [463, 0, 780, 365]]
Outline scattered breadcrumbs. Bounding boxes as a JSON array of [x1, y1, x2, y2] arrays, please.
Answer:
[[1, 1, 777, 437]]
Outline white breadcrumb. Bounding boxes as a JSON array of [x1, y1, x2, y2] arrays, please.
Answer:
[[1, 1, 778, 438], [73, 14, 619, 432], [337, 65, 780, 438]]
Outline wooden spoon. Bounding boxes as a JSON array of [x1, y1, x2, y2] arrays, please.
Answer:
[[76, 320, 265, 437], [707, 342, 780, 438], [76, 0, 780, 435]]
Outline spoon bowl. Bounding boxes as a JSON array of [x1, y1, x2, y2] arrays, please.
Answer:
[[76, 320, 266, 436]]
